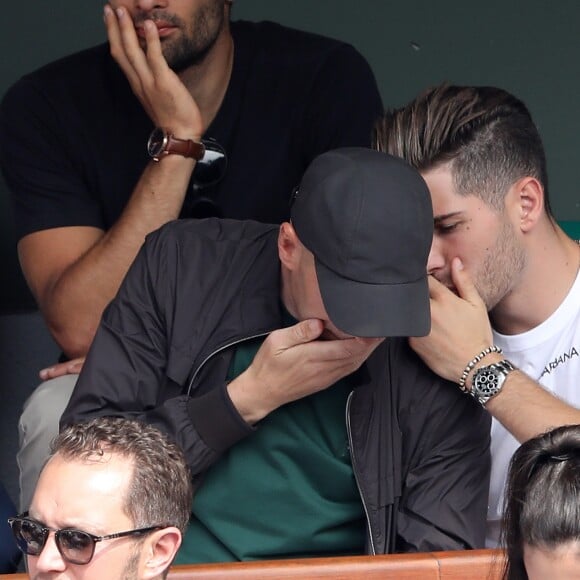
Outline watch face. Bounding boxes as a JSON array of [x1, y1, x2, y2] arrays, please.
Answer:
[[147, 128, 168, 158], [472, 360, 514, 406], [474, 368, 499, 399]]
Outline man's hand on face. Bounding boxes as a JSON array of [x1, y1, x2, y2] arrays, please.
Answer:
[[228, 319, 384, 424], [104, 4, 203, 138], [409, 257, 494, 385]]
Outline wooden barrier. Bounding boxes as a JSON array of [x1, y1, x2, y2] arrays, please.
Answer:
[[0, 549, 505, 579], [167, 550, 505, 580]]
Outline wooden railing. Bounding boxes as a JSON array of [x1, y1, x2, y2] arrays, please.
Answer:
[[0, 549, 505, 579], [166, 550, 505, 579]]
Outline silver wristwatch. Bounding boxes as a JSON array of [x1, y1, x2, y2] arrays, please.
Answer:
[[470, 359, 515, 406]]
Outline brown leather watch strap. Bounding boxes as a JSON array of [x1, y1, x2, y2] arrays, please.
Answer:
[[148, 127, 206, 162], [165, 134, 205, 160]]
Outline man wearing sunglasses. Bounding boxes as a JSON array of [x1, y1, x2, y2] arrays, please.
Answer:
[[0, 1, 383, 512], [62, 148, 491, 562], [9, 416, 192, 578]]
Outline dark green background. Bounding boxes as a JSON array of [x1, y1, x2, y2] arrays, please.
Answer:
[[1, 1, 579, 310]]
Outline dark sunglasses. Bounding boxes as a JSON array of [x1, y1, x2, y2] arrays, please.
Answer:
[[185, 138, 228, 218], [8, 514, 162, 565], [192, 138, 227, 191]]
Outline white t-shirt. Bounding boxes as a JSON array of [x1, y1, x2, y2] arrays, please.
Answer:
[[486, 268, 580, 547]]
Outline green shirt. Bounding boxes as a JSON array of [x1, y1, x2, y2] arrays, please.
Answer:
[[176, 319, 365, 564]]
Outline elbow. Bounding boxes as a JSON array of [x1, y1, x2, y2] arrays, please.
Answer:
[[48, 322, 97, 359]]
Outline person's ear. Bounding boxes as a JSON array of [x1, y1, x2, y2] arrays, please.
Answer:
[[278, 222, 302, 270], [141, 527, 182, 579], [509, 177, 544, 233]]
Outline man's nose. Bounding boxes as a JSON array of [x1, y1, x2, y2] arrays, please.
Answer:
[[31, 532, 67, 574], [426, 237, 445, 275], [120, 0, 169, 13]]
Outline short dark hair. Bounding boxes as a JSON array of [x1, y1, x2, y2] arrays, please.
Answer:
[[51, 417, 193, 534], [501, 424, 580, 580], [373, 84, 552, 215]]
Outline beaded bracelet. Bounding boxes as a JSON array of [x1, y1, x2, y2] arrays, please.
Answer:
[[458, 345, 503, 392]]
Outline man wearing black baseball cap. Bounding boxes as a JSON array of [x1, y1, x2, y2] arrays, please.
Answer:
[[290, 147, 432, 338], [63, 148, 490, 562]]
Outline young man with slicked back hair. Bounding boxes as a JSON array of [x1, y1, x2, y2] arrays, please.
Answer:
[[374, 84, 580, 546]]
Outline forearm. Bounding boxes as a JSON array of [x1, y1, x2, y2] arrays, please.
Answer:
[[439, 344, 580, 443], [484, 367, 580, 442], [65, 386, 248, 476], [63, 325, 251, 475], [43, 156, 195, 356]]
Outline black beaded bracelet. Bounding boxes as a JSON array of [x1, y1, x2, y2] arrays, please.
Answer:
[[458, 345, 503, 392]]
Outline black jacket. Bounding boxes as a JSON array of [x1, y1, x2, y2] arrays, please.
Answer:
[[62, 218, 491, 553]]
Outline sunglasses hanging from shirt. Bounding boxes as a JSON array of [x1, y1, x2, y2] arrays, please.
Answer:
[[191, 137, 228, 190], [147, 128, 228, 219], [187, 137, 228, 218]]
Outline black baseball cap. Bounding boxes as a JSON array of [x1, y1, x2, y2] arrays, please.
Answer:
[[291, 147, 433, 337]]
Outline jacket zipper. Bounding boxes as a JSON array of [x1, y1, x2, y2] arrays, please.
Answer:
[[186, 331, 272, 396], [346, 390, 376, 555]]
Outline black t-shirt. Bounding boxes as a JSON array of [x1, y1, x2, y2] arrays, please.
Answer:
[[0, 20, 383, 239]]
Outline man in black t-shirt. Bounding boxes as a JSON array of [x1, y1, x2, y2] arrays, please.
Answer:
[[0, 1, 382, 510]]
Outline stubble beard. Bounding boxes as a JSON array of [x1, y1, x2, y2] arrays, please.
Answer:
[[121, 543, 142, 580], [476, 218, 527, 311], [162, 3, 226, 73]]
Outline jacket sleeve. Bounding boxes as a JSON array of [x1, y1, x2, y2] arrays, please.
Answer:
[[395, 346, 491, 551], [60, 224, 253, 475]]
